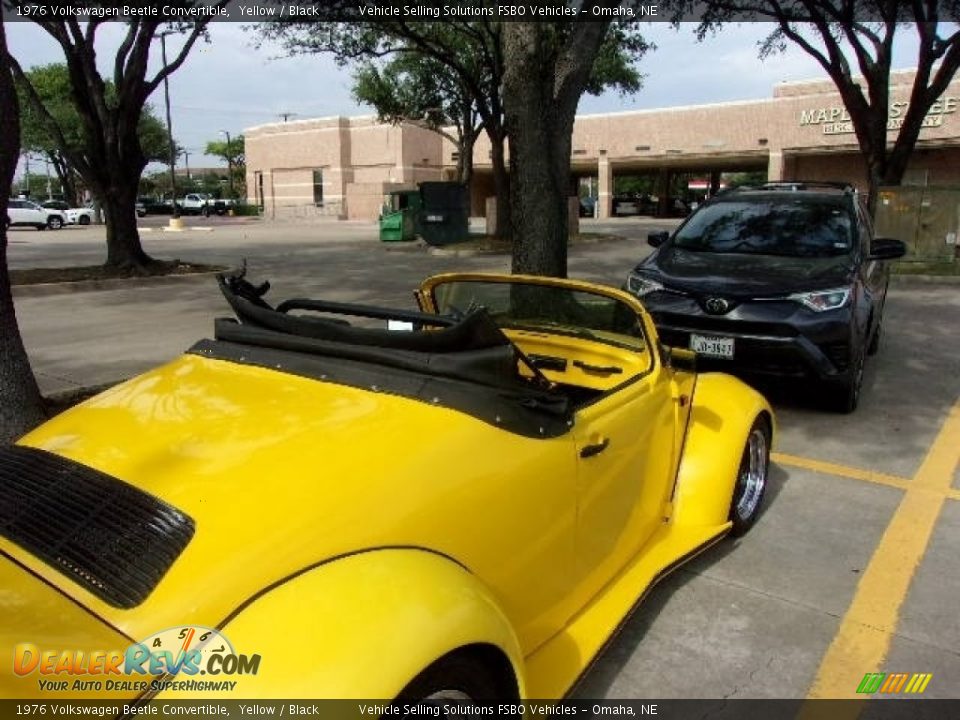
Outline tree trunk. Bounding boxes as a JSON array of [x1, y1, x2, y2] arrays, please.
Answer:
[[103, 180, 153, 271], [488, 129, 512, 241], [0, 20, 47, 443], [503, 25, 567, 277]]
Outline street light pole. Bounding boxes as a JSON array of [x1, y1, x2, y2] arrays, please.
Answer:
[[220, 130, 234, 198], [160, 31, 180, 220]]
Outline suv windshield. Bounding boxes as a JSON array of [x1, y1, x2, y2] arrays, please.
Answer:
[[673, 197, 854, 257]]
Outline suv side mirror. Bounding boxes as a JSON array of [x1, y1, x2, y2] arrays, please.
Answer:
[[869, 237, 907, 260], [648, 231, 669, 248]]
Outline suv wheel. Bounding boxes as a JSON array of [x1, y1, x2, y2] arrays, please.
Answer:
[[47, 216, 63, 230], [829, 347, 865, 413]]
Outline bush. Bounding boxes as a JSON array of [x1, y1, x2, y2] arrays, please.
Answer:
[[232, 203, 261, 217]]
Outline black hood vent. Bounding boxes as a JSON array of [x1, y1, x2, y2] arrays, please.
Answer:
[[0, 445, 195, 608]]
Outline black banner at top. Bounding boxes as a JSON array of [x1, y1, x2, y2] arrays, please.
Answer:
[[1, 0, 944, 23]]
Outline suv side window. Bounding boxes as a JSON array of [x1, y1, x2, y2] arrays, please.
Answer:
[[9, 200, 23, 209]]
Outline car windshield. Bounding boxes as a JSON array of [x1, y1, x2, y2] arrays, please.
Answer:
[[673, 198, 854, 257], [431, 280, 646, 350]]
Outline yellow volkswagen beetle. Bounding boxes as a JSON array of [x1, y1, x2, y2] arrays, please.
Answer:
[[1, 271, 773, 703]]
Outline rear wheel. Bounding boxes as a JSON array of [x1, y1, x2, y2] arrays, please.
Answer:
[[395, 652, 509, 710], [729, 416, 771, 537]]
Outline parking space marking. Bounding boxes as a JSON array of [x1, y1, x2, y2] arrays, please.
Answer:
[[804, 399, 960, 700], [772, 452, 912, 492]]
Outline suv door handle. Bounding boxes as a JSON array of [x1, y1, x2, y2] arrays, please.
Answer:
[[580, 438, 610, 458]]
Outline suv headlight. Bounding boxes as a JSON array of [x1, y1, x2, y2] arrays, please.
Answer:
[[626, 273, 664, 297], [789, 287, 851, 312]]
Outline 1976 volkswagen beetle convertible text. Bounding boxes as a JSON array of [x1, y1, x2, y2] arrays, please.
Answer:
[[1, 271, 773, 703]]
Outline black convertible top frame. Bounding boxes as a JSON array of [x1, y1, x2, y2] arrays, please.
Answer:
[[202, 271, 572, 438]]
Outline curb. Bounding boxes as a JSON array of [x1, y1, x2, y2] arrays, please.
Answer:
[[890, 273, 960, 285], [12, 270, 225, 298]]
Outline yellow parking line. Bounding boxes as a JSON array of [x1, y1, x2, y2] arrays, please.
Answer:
[[804, 399, 960, 702], [772, 452, 912, 492]]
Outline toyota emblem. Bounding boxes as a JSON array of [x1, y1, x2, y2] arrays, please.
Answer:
[[704, 297, 730, 314]]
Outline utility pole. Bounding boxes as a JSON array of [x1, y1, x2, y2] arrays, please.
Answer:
[[220, 130, 234, 198], [278, 112, 297, 122], [23, 152, 30, 197], [44, 156, 52, 200], [159, 30, 180, 220], [180, 149, 191, 185]]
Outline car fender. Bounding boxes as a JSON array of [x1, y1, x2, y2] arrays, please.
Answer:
[[670, 372, 774, 528], [187, 548, 525, 699]]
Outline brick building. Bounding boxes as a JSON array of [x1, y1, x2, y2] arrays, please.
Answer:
[[245, 69, 960, 221]]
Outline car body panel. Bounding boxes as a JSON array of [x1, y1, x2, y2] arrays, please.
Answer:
[[162, 549, 526, 700], [3, 271, 774, 700], [7, 199, 64, 228], [12, 353, 579, 655]]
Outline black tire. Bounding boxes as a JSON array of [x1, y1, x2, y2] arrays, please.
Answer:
[[78, 215, 91, 226], [395, 653, 507, 708], [201, 206, 210, 218], [729, 416, 771, 537], [47, 216, 63, 230], [867, 318, 882, 356], [828, 347, 865, 413]]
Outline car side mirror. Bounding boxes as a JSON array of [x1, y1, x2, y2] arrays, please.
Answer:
[[648, 231, 669, 248], [869, 237, 907, 260]]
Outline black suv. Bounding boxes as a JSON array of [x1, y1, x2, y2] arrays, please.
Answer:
[[625, 182, 906, 412]]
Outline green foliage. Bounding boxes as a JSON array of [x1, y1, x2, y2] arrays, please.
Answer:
[[204, 135, 245, 196], [16, 64, 173, 168], [353, 54, 461, 131]]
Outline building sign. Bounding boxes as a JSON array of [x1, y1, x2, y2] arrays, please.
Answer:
[[799, 96, 957, 135]]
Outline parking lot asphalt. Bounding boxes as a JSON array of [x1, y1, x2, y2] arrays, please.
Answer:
[[9, 218, 960, 699]]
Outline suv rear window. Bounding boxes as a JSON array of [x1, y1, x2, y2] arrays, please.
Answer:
[[674, 197, 854, 257]]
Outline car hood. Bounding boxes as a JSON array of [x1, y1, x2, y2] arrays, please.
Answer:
[[639, 246, 855, 297], [9, 353, 564, 640]]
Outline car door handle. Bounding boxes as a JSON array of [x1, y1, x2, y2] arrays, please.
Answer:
[[580, 438, 610, 458], [573, 360, 622, 375]]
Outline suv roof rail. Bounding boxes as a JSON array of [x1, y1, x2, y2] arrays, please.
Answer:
[[727, 181, 857, 194]]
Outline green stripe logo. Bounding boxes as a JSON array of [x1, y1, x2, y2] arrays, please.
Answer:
[[857, 672, 932, 694]]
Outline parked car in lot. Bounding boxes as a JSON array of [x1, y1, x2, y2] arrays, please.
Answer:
[[180, 192, 235, 216], [40, 199, 70, 212], [64, 206, 94, 225], [2, 269, 773, 701], [626, 181, 906, 412], [6, 198, 64, 230]]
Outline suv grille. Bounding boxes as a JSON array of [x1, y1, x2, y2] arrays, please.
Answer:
[[0, 445, 195, 608]]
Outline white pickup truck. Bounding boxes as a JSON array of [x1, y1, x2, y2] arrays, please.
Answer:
[[179, 193, 235, 216]]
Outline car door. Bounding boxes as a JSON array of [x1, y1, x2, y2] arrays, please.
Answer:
[[8, 200, 27, 225], [569, 361, 678, 608]]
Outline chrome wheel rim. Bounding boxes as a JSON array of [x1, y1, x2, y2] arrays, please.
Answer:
[[736, 428, 768, 520]]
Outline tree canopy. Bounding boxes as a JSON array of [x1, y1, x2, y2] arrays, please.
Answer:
[[17, 63, 173, 206], [688, 2, 960, 209], [8, 6, 226, 270]]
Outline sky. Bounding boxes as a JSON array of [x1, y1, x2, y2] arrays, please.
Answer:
[[5, 21, 926, 173]]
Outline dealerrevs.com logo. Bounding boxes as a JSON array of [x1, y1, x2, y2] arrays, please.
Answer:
[[14, 626, 260, 693]]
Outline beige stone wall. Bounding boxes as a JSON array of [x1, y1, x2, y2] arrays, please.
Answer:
[[245, 69, 960, 222]]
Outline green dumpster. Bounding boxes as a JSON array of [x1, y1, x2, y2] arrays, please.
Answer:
[[379, 210, 415, 242], [379, 190, 422, 242]]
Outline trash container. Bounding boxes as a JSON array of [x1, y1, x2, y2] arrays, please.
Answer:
[[379, 190, 421, 242], [418, 182, 469, 246], [379, 210, 415, 242]]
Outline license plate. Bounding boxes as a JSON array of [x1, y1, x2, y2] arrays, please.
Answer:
[[690, 333, 735, 359]]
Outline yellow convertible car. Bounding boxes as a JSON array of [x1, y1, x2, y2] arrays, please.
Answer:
[[1, 271, 773, 702]]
